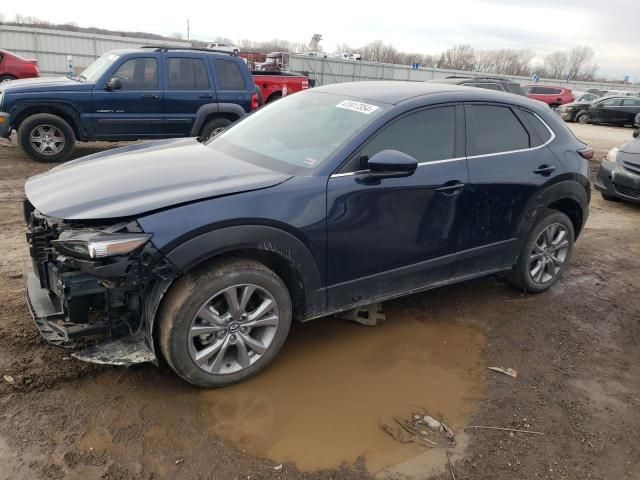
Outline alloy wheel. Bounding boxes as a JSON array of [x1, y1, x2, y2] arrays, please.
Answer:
[[529, 223, 570, 284], [188, 284, 280, 375], [29, 125, 65, 155]]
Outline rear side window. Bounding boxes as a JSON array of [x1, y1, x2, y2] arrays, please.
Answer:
[[505, 83, 526, 96], [529, 86, 562, 95], [622, 98, 640, 106], [112, 58, 157, 89], [597, 98, 621, 107], [468, 105, 530, 155], [167, 58, 209, 89], [214, 60, 246, 90], [515, 109, 552, 146], [361, 106, 456, 164]]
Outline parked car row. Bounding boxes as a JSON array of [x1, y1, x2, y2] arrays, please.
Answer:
[[0, 46, 308, 162], [557, 95, 640, 126], [0, 49, 40, 83], [596, 128, 640, 204]]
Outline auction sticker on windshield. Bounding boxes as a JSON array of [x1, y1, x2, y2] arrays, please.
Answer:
[[336, 100, 380, 114]]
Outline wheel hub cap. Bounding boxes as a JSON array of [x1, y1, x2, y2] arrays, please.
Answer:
[[529, 223, 570, 284], [188, 284, 280, 375]]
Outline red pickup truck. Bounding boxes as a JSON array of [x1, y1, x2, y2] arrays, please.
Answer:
[[0, 49, 40, 83], [252, 71, 309, 104]]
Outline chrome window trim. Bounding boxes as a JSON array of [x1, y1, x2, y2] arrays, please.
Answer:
[[329, 111, 556, 179]]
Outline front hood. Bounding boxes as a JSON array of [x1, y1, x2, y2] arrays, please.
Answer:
[[25, 138, 293, 220], [1, 76, 91, 94], [620, 137, 640, 154]]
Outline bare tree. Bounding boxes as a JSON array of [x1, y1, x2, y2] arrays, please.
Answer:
[[544, 51, 569, 79], [361, 41, 399, 63], [567, 46, 594, 80], [437, 45, 475, 71]]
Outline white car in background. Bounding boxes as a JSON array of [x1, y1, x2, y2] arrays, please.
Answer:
[[331, 52, 362, 61], [207, 42, 240, 54]]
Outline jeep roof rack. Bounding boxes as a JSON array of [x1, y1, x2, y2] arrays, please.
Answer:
[[140, 45, 237, 56]]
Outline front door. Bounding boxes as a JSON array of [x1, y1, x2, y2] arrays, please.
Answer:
[[590, 97, 621, 124], [454, 103, 564, 276], [326, 105, 469, 309], [91, 56, 163, 138], [163, 56, 216, 136]]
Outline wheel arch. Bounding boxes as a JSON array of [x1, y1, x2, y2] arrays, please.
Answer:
[[190, 103, 246, 136], [12, 103, 83, 139]]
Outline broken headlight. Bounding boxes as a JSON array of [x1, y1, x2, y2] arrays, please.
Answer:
[[52, 229, 152, 260]]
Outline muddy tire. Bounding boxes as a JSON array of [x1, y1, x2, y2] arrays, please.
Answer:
[[17, 113, 76, 162], [198, 117, 232, 142], [157, 258, 292, 388], [505, 209, 575, 293], [576, 111, 589, 125]]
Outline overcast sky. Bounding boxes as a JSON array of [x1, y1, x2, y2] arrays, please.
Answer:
[[3, 0, 638, 79]]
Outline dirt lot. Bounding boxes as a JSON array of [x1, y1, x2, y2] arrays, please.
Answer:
[[0, 124, 639, 480]]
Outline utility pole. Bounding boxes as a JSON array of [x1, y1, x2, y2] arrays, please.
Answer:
[[187, 19, 190, 41]]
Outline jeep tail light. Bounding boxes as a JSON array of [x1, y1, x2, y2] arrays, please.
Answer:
[[578, 147, 594, 161], [302, 81, 309, 89], [251, 92, 259, 111]]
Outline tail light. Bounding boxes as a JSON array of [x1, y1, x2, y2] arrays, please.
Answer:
[[302, 81, 309, 89], [578, 147, 594, 161], [250, 92, 259, 111]]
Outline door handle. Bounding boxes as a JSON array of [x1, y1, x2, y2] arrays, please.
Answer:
[[142, 94, 159, 99], [199, 94, 213, 99], [533, 165, 556, 176], [435, 181, 465, 195]]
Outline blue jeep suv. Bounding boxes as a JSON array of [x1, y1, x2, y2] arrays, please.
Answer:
[[23, 81, 591, 387], [0, 47, 258, 162]]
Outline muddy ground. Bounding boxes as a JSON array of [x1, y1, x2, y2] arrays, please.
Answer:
[[0, 124, 639, 480]]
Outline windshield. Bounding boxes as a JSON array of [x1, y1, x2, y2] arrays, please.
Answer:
[[80, 52, 120, 82], [209, 91, 386, 171]]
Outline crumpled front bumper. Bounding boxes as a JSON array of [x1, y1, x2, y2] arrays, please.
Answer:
[[26, 272, 156, 365], [595, 159, 640, 204]]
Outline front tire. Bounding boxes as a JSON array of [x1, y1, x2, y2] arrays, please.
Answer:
[[576, 111, 589, 125], [157, 259, 292, 388], [505, 210, 575, 293], [17, 113, 76, 162]]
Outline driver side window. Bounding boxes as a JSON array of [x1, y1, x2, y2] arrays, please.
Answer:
[[340, 106, 456, 173], [112, 58, 158, 90]]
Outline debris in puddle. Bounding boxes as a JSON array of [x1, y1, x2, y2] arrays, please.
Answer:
[[175, 459, 184, 465], [552, 366, 572, 376], [626, 394, 640, 403], [273, 464, 283, 470], [488, 366, 518, 378], [467, 425, 545, 435], [2, 375, 14, 385], [6, 272, 22, 279], [446, 450, 457, 480], [380, 409, 457, 448]]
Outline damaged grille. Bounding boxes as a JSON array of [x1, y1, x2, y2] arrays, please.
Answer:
[[24, 203, 58, 288]]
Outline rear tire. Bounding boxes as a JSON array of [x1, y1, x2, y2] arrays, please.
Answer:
[[266, 93, 282, 104], [17, 113, 76, 162], [157, 258, 292, 388], [198, 117, 232, 142], [0, 75, 16, 83], [505, 210, 575, 293]]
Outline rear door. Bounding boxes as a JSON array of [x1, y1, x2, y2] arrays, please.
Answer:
[[163, 56, 216, 136], [211, 59, 251, 112], [455, 103, 561, 276], [91, 56, 163, 138], [619, 98, 640, 125]]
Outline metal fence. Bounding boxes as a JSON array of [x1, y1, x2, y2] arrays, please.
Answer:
[[0, 25, 192, 75], [289, 54, 639, 94]]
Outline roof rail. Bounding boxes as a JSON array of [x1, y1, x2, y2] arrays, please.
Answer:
[[140, 45, 237, 56], [445, 74, 511, 81]]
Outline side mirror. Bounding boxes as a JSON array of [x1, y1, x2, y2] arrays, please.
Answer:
[[367, 149, 418, 178], [105, 77, 122, 91]]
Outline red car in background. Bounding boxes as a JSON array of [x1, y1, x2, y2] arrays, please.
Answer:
[[0, 49, 40, 83], [524, 84, 574, 109]]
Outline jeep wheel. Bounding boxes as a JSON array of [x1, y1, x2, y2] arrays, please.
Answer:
[[17, 113, 76, 162], [158, 259, 292, 388], [198, 117, 232, 142], [505, 210, 575, 293]]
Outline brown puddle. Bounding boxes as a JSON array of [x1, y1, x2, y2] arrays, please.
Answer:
[[73, 310, 486, 478], [198, 312, 487, 475]]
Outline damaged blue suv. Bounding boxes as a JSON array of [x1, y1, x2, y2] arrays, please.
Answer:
[[24, 82, 591, 387]]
